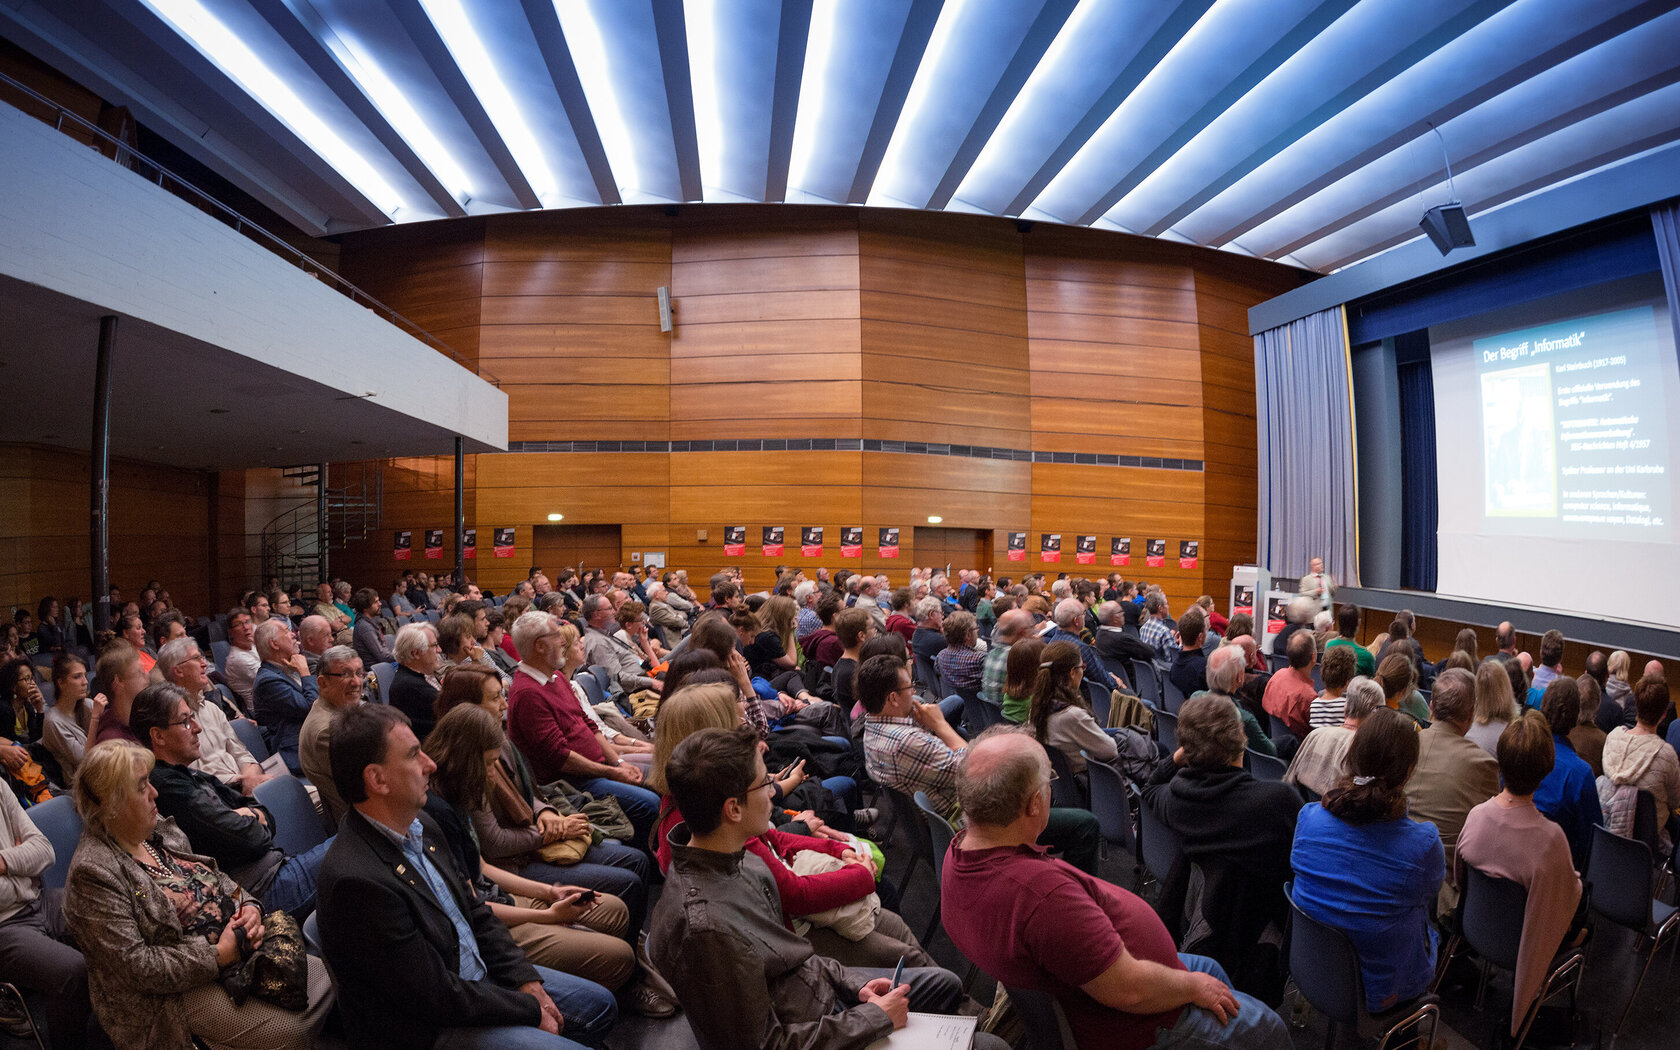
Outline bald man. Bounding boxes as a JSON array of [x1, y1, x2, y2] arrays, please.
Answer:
[[942, 730, 1290, 1050], [980, 609, 1035, 710]]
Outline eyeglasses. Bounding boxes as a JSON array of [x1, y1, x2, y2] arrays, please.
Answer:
[[319, 669, 364, 679], [165, 713, 201, 730], [1042, 770, 1059, 789], [740, 772, 777, 798]]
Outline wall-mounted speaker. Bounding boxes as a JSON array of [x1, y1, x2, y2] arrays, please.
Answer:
[[656, 286, 672, 332], [1419, 204, 1474, 255]]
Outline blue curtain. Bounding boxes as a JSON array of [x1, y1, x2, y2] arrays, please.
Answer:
[[1396, 357, 1438, 592], [1255, 307, 1357, 585]]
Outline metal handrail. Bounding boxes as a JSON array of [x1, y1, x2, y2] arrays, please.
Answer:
[[0, 69, 500, 388]]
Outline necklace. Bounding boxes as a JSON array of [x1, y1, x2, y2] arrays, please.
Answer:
[[139, 840, 172, 871]]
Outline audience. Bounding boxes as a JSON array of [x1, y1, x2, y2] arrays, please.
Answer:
[[220, 610, 261, 713], [251, 618, 315, 776], [1141, 593, 1183, 677], [298, 644, 364, 827], [1532, 679, 1603, 869], [934, 610, 985, 697], [1598, 676, 1679, 852], [90, 640, 148, 747], [1306, 644, 1357, 728], [1168, 610, 1210, 698], [1027, 641, 1117, 777], [1324, 604, 1374, 677], [1467, 657, 1520, 754], [1569, 677, 1607, 777], [1198, 647, 1275, 757], [389, 621, 443, 740], [1262, 630, 1317, 739], [1376, 650, 1430, 726], [1403, 668, 1499, 914], [157, 637, 264, 795], [1284, 677, 1383, 798]]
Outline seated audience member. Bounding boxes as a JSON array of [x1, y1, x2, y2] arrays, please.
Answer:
[[115, 615, 156, 675], [43, 652, 101, 784], [318, 704, 617, 1050], [802, 594, 846, 671], [734, 608, 850, 736], [130, 683, 330, 914], [1533, 679, 1603, 869], [943, 729, 1290, 1050], [982, 609, 1035, 712], [1467, 657, 1521, 755], [1094, 601, 1154, 679], [219, 610, 261, 714], [1598, 676, 1680, 851], [1199, 647, 1275, 757], [423, 704, 673, 1017], [1048, 599, 1127, 692], [1323, 604, 1374, 677], [934, 611, 985, 698], [650, 725, 996, 1050], [1144, 691, 1301, 1002], [390, 621, 443, 740], [0, 756, 98, 1050], [1141, 592, 1182, 677], [1307, 645, 1358, 728], [1169, 611, 1210, 699], [506, 614, 659, 851], [1569, 678, 1607, 777], [580, 596, 659, 699], [296, 614, 334, 675], [647, 683, 928, 970], [1457, 711, 1585, 1041], [435, 666, 650, 928], [830, 607, 876, 713], [299, 644, 364, 828], [149, 611, 189, 657], [389, 577, 416, 618], [1291, 708, 1445, 1013], [1376, 651, 1431, 726], [1271, 598, 1316, 665], [743, 596, 799, 682], [1028, 641, 1116, 776], [1404, 668, 1499, 914], [644, 584, 687, 637], [157, 638, 264, 795], [91, 640, 149, 747], [1262, 630, 1318, 740], [999, 636, 1045, 726], [909, 598, 946, 665], [1530, 630, 1566, 697], [351, 587, 396, 666], [66, 740, 335, 1049], [1285, 677, 1383, 798], [859, 654, 1100, 873], [613, 601, 665, 669], [1195, 594, 1229, 637], [251, 618, 315, 776], [483, 610, 520, 677], [1600, 650, 1637, 729], [883, 588, 917, 644], [439, 613, 499, 681]]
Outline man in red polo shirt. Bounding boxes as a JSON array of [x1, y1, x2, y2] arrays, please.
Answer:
[[1262, 630, 1319, 742], [940, 729, 1290, 1050]]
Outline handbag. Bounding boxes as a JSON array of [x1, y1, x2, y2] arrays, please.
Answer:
[[221, 909, 309, 1011], [534, 779, 635, 843]]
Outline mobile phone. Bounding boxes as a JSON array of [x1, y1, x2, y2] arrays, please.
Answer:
[[573, 889, 597, 905]]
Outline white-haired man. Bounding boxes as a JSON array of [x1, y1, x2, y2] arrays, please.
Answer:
[[300, 644, 365, 828], [1048, 598, 1128, 692], [159, 636, 266, 794], [253, 617, 316, 775]]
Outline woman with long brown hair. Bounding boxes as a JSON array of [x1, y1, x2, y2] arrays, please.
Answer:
[[1290, 708, 1445, 1012], [999, 635, 1044, 725], [1026, 641, 1116, 775]]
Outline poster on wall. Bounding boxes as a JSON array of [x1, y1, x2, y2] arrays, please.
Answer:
[[1144, 538, 1166, 568], [878, 527, 899, 558], [493, 528, 516, 558], [1006, 532, 1026, 561], [762, 526, 785, 557], [1040, 533, 1061, 563], [840, 527, 863, 558], [723, 526, 746, 557], [1233, 584, 1255, 617], [462, 529, 477, 560], [800, 526, 823, 557], [424, 529, 444, 560], [1111, 537, 1130, 566], [1075, 535, 1096, 565], [393, 531, 412, 561], [1178, 540, 1198, 570]]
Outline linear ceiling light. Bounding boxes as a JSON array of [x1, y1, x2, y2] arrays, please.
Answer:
[[554, 0, 641, 199], [325, 32, 473, 203], [787, 0, 845, 198], [418, 0, 559, 204], [684, 0, 724, 196], [139, 0, 405, 215], [868, 0, 972, 208]]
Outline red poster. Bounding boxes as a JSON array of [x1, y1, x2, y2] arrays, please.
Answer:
[[1233, 585, 1254, 617], [840, 527, 863, 558], [1178, 539, 1199, 570], [493, 527, 515, 558], [1075, 535, 1096, 565], [462, 528, 476, 560], [723, 526, 746, 557], [424, 529, 443, 560], [1266, 596, 1288, 635], [1110, 537, 1130, 566], [800, 526, 823, 557], [762, 526, 784, 557], [878, 526, 899, 559], [1144, 538, 1166, 568], [1040, 533, 1061, 563], [1007, 532, 1026, 562], [393, 531, 411, 561]]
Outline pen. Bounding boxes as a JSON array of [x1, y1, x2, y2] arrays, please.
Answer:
[[890, 954, 904, 990]]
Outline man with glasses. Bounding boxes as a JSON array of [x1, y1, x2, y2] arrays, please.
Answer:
[[649, 724, 1003, 1050], [301, 644, 365, 828], [131, 682, 333, 914], [254, 617, 317, 776], [158, 635, 267, 795]]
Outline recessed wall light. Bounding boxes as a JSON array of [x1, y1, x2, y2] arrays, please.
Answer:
[[927, 516, 943, 524], [547, 513, 564, 521]]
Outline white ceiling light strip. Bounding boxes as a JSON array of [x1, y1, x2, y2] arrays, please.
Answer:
[[138, 0, 405, 215], [786, 0, 845, 200], [867, 0, 975, 209], [417, 0, 559, 205], [684, 0, 722, 196], [554, 0, 641, 199]]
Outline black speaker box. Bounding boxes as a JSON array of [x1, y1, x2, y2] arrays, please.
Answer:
[[1419, 203, 1474, 254]]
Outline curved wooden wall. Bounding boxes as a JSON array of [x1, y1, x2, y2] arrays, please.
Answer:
[[332, 206, 1303, 609]]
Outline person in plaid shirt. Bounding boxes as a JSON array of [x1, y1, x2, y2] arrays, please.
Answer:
[[935, 612, 986, 696], [981, 610, 1035, 708], [1140, 592, 1182, 676]]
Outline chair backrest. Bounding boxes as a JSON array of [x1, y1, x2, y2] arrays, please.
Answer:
[[588, 665, 616, 697], [231, 716, 271, 762], [1137, 797, 1182, 885], [38, 678, 55, 706], [914, 653, 943, 699], [1459, 864, 1528, 973], [1154, 708, 1179, 754], [882, 785, 936, 871], [912, 790, 957, 880], [575, 672, 607, 707], [425, 609, 441, 624], [25, 795, 81, 890], [210, 639, 230, 672], [1247, 748, 1287, 782], [1003, 985, 1074, 1050], [1161, 675, 1186, 713], [1083, 755, 1138, 855], [1044, 745, 1084, 809], [371, 661, 397, 704], [1267, 651, 1289, 674], [1084, 679, 1111, 726], [302, 910, 322, 954], [207, 620, 228, 644], [1632, 790, 1661, 854], [1285, 882, 1366, 1027], [1586, 823, 1656, 931], [1129, 659, 1163, 704], [254, 774, 330, 857], [960, 693, 1002, 736]]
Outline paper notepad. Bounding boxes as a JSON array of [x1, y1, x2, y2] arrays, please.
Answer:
[[866, 1012, 979, 1050]]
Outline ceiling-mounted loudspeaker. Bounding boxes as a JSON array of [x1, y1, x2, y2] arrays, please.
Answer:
[[656, 286, 672, 333], [1419, 203, 1474, 255]]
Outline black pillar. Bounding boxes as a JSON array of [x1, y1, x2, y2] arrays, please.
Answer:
[[317, 462, 328, 583], [453, 437, 465, 581], [90, 315, 117, 634]]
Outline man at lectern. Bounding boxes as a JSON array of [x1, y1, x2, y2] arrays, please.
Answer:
[[1297, 557, 1335, 612]]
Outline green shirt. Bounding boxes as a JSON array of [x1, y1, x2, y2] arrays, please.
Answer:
[[1001, 691, 1030, 725], [1326, 637, 1375, 677]]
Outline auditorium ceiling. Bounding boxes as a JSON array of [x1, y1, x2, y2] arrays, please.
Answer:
[[5, 0, 1678, 273]]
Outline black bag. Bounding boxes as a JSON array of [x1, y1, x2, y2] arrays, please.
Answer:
[[221, 910, 309, 1011]]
